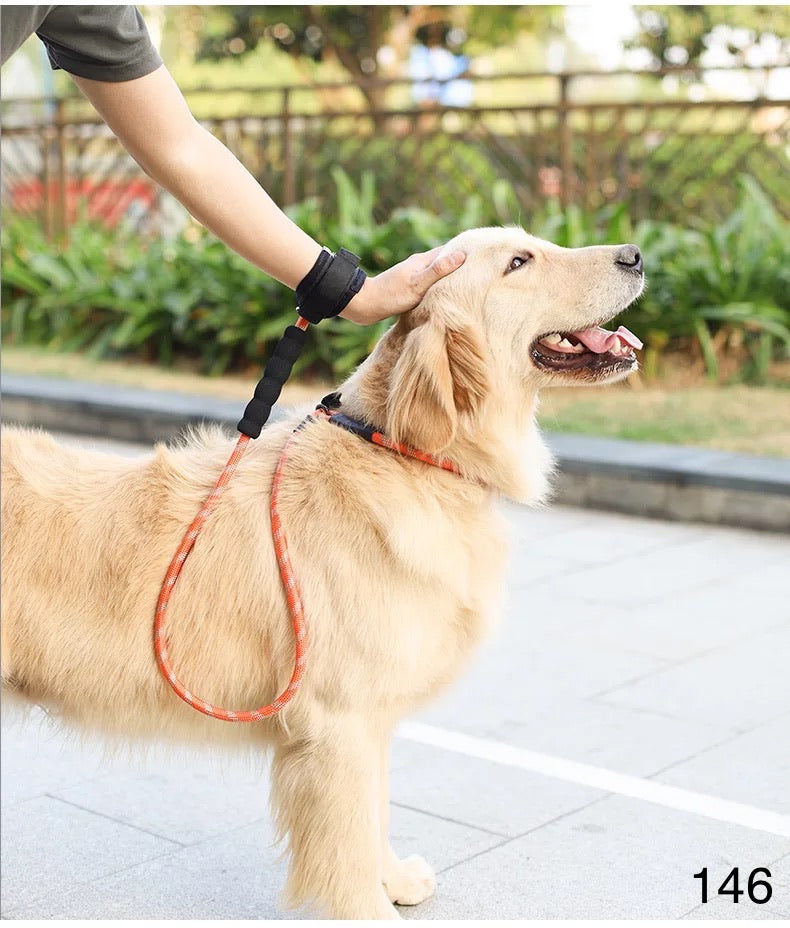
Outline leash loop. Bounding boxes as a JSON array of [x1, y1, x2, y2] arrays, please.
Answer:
[[155, 244, 367, 721], [154, 316, 311, 722]]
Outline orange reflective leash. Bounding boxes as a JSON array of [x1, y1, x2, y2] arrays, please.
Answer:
[[154, 316, 311, 721]]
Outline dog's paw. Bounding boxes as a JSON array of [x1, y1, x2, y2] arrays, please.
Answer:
[[383, 854, 436, 906]]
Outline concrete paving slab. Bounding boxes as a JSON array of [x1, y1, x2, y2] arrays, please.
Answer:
[[389, 738, 602, 838], [770, 851, 790, 897], [419, 796, 790, 919], [735, 557, 790, 595], [0, 712, 509, 920], [3, 816, 286, 920], [508, 501, 708, 565], [388, 803, 508, 874], [525, 524, 789, 608], [598, 624, 790, 729], [500, 500, 597, 541], [551, 580, 789, 663], [415, 610, 669, 737], [49, 756, 273, 847], [4, 803, 507, 920], [502, 700, 736, 777], [655, 716, 790, 814], [1, 793, 180, 915], [504, 549, 589, 586]]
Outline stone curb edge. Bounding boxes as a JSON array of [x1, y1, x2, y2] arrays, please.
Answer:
[[3, 373, 788, 533]]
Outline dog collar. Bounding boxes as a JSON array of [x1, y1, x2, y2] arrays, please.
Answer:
[[314, 393, 463, 477]]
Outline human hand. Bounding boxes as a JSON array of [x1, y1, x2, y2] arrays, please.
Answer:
[[340, 246, 466, 325]]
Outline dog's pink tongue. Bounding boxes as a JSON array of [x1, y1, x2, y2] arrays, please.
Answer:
[[573, 325, 643, 353]]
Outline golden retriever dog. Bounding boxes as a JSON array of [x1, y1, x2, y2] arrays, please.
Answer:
[[1, 227, 644, 919]]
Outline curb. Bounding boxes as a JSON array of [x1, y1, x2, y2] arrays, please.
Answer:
[[3, 373, 788, 533]]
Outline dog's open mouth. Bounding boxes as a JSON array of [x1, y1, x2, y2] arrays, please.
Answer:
[[530, 324, 643, 374]]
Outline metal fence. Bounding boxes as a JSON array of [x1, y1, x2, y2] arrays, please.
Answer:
[[2, 66, 787, 237]]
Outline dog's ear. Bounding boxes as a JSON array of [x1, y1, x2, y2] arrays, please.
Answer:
[[386, 314, 489, 454]]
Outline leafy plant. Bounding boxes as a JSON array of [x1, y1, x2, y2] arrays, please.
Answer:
[[626, 176, 790, 383], [2, 171, 787, 384]]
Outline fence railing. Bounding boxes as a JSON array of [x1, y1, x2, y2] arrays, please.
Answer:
[[2, 66, 787, 236]]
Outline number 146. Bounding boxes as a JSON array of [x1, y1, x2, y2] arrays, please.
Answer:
[[694, 867, 772, 904]]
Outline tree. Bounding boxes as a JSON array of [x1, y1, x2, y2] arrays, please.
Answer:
[[628, 5, 789, 69], [190, 6, 562, 112]]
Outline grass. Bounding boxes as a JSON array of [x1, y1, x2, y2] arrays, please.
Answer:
[[4, 345, 789, 458], [538, 386, 790, 457]]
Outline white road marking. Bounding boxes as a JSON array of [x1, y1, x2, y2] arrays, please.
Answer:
[[397, 721, 790, 839]]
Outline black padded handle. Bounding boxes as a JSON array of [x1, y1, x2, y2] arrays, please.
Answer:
[[237, 325, 309, 438]]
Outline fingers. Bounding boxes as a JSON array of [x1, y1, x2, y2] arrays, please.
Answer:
[[414, 245, 444, 267], [411, 250, 465, 294], [339, 247, 466, 325]]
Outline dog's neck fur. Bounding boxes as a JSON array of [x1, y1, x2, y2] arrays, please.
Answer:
[[336, 325, 554, 505]]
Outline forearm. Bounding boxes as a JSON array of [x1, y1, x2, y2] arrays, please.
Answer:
[[73, 65, 466, 324], [74, 66, 321, 289], [143, 122, 322, 288]]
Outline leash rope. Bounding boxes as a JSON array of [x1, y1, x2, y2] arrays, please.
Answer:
[[154, 313, 465, 723], [154, 316, 311, 722]]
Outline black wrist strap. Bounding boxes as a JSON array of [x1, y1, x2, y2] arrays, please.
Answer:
[[296, 247, 366, 324]]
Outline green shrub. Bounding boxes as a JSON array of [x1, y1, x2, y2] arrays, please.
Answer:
[[2, 172, 788, 384], [625, 176, 790, 383], [2, 216, 291, 375], [1, 181, 437, 380], [522, 176, 790, 383]]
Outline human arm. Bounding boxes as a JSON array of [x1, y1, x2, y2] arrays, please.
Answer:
[[72, 66, 465, 324]]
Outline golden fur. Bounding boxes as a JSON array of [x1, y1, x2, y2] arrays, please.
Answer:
[[1, 227, 644, 919]]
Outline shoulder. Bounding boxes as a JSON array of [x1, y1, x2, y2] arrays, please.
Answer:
[[1, 6, 56, 64], [36, 5, 162, 82]]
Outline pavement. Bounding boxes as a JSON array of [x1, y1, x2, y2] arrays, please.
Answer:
[[2, 433, 789, 920]]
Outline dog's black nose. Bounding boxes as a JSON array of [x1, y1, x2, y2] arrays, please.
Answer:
[[615, 245, 643, 274]]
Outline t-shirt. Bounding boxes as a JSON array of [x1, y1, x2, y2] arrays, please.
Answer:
[[0, 5, 162, 82]]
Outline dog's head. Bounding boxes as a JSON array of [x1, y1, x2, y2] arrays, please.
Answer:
[[342, 226, 644, 496]]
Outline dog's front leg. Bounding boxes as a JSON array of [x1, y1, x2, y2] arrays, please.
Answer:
[[271, 717, 399, 919], [379, 737, 437, 907]]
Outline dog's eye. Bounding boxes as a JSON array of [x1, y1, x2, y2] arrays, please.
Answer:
[[507, 254, 532, 273]]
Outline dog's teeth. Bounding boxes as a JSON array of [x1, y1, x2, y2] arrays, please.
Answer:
[[544, 333, 562, 345], [610, 336, 622, 353], [558, 338, 574, 349]]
